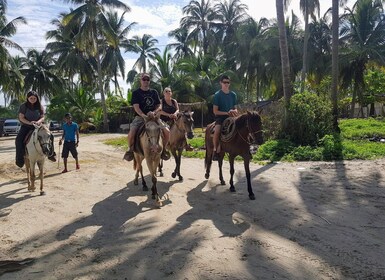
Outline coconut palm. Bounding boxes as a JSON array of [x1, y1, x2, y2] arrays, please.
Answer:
[[299, 0, 320, 93], [61, 0, 130, 132], [127, 34, 159, 73], [339, 0, 385, 117], [168, 27, 194, 60], [0, 0, 26, 101], [103, 10, 136, 96], [181, 0, 215, 55], [21, 49, 64, 100]]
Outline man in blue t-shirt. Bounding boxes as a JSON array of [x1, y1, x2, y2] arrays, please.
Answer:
[[212, 74, 238, 161], [59, 113, 80, 173]]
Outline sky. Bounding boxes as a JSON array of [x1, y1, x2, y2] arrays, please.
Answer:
[[4, 0, 353, 103]]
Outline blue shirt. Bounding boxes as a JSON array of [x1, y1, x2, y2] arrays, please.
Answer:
[[213, 90, 237, 113], [62, 122, 79, 142]]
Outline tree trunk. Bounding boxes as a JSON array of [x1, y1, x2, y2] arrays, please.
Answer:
[[331, 0, 340, 132], [301, 12, 309, 93]]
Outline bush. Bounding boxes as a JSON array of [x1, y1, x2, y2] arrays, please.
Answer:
[[287, 92, 333, 146]]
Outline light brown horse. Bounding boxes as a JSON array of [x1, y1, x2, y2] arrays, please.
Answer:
[[133, 115, 163, 206], [24, 123, 55, 195], [158, 111, 194, 181], [204, 111, 263, 200]]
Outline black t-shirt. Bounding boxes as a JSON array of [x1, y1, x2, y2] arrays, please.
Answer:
[[160, 98, 177, 122], [131, 88, 160, 115]]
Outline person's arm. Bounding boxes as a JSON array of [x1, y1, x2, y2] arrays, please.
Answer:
[[133, 104, 146, 118], [213, 105, 230, 116], [59, 129, 65, 145], [76, 126, 79, 146]]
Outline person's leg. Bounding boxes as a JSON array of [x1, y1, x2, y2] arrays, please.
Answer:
[[15, 126, 30, 167], [70, 144, 79, 169], [48, 134, 56, 161], [212, 124, 221, 161], [61, 142, 69, 173]]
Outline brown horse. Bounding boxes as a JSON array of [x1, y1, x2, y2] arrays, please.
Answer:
[[158, 111, 194, 180], [24, 123, 55, 195], [133, 115, 163, 205], [204, 111, 263, 200]]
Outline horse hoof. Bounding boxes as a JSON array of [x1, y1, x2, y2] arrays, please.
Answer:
[[40, 191, 45, 196], [204, 173, 209, 179], [229, 186, 236, 192], [134, 180, 138, 186], [159, 172, 163, 177], [143, 186, 148, 191], [171, 172, 176, 178], [249, 194, 256, 200], [221, 180, 226, 186], [152, 194, 156, 199], [178, 176, 183, 181]]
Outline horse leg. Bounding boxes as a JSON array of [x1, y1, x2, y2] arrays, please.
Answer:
[[176, 149, 183, 181], [37, 161, 45, 195], [218, 155, 225, 185], [140, 165, 148, 191], [171, 149, 177, 179], [25, 157, 32, 191], [229, 156, 236, 192], [243, 158, 255, 200], [158, 159, 164, 177]]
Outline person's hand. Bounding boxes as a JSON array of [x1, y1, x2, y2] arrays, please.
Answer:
[[147, 111, 155, 118], [59, 139, 63, 145], [228, 109, 238, 117], [76, 141, 79, 147], [169, 113, 177, 119]]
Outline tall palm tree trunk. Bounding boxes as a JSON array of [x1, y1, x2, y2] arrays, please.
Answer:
[[331, 0, 340, 132]]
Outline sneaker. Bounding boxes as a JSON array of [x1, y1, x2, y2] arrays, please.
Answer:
[[185, 144, 194, 151], [161, 150, 171, 161], [76, 164, 80, 170], [61, 169, 68, 173], [212, 152, 220, 161], [123, 150, 134, 161]]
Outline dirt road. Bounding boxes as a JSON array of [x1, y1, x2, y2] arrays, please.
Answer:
[[1, 133, 385, 279]]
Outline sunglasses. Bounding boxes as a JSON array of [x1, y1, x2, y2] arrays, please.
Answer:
[[142, 78, 150, 81], [222, 81, 230, 84]]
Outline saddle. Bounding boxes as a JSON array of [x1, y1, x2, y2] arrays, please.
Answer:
[[23, 130, 34, 145], [209, 117, 236, 142]]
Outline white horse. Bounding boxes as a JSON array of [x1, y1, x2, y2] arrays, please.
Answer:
[[24, 123, 55, 195]]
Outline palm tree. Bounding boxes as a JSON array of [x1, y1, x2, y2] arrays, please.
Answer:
[[0, 0, 26, 102], [61, 0, 130, 132], [213, 0, 249, 69], [339, 0, 385, 118], [276, 0, 292, 104], [181, 0, 215, 55], [299, 0, 320, 93], [168, 27, 194, 60], [102, 10, 136, 96], [21, 49, 64, 100], [127, 34, 159, 73]]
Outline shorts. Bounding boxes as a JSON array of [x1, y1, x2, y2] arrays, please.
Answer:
[[62, 141, 78, 158], [215, 115, 228, 125], [131, 115, 167, 129]]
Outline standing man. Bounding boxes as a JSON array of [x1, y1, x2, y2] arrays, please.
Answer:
[[212, 74, 238, 161], [59, 113, 80, 173], [123, 73, 170, 161]]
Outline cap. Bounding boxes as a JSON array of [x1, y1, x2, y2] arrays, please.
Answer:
[[141, 73, 150, 79], [64, 113, 72, 118]]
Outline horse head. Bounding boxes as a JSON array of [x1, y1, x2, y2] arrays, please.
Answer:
[[246, 111, 264, 145], [176, 111, 194, 139], [34, 123, 55, 157], [143, 115, 162, 154]]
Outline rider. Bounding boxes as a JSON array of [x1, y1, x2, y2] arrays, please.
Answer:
[[159, 87, 194, 151], [212, 74, 238, 161], [123, 73, 170, 161], [15, 90, 56, 168]]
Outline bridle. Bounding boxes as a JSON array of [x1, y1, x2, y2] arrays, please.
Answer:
[[236, 114, 263, 145], [32, 125, 54, 156]]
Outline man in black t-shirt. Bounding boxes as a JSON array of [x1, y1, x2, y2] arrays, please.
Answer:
[[123, 73, 170, 161]]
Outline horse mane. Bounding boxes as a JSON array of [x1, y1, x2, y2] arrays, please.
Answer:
[[235, 111, 260, 127]]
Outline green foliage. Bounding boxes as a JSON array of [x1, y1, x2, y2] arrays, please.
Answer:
[[339, 117, 385, 139], [254, 139, 295, 162], [287, 92, 333, 146]]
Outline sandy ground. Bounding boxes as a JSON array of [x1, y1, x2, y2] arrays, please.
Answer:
[[1, 133, 385, 280]]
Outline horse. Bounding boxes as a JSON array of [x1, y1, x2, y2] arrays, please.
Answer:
[[24, 123, 55, 195], [204, 111, 264, 200], [133, 115, 163, 206], [158, 111, 194, 181]]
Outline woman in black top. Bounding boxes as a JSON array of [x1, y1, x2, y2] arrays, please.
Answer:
[[158, 87, 194, 151], [15, 91, 56, 167]]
